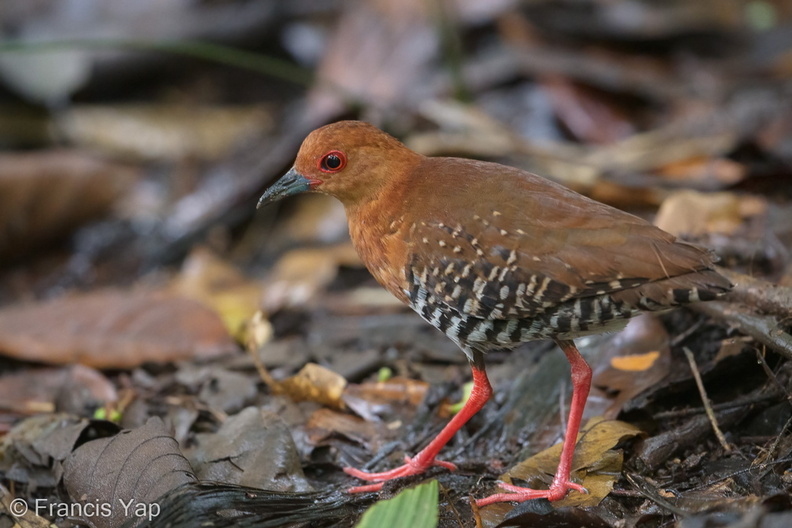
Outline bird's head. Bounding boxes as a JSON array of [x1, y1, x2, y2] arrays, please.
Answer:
[[258, 121, 421, 209]]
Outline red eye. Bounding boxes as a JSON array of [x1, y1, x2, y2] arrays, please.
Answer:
[[319, 150, 347, 173]]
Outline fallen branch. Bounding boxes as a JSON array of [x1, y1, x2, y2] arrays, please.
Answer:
[[694, 301, 792, 360]]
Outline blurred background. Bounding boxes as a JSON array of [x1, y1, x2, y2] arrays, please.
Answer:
[[1, 1, 791, 526]]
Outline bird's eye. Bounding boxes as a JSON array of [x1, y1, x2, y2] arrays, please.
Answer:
[[319, 151, 347, 173]]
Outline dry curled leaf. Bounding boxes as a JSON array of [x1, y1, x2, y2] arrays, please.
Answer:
[[654, 190, 767, 237], [273, 363, 347, 409], [0, 289, 235, 369]]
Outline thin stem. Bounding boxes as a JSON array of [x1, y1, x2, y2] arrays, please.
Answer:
[[0, 38, 312, 86]]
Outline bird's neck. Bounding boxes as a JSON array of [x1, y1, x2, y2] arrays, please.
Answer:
[[345, 188, 412, 304]]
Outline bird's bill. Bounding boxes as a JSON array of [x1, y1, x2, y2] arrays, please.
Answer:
[[257, 167, 316, 209]]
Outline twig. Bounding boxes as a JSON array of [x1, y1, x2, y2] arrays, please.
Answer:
[[758, 415, 792, 471], [754, 346, 791, 400], [0, 38, 312, 85], [623, 473, 689, 517], [670, 319, 705, 347], [653, 391, 780, 420], [694, 301, 792, 360], [689, 456, 792, 491], [717, 267, 792, 319], [683, 347, 731, 453]]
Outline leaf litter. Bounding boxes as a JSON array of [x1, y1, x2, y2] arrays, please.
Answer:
[[1, 1, 792, 527]]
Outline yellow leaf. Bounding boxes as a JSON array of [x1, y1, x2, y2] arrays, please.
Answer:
[[610, 351, 661, 372], [171, 247, 263, 340], [274, 363, 347, 409], [502, 418, 642, 507]]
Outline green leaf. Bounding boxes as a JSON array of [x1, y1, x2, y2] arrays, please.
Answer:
[[355, 480, 439, 528], [447, 380, 473, 414]]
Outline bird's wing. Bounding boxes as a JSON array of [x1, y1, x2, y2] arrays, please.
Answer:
[[401, 157, 724, 321]]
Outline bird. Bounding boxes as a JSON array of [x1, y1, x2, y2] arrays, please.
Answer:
[[257, 120, 732, 506]]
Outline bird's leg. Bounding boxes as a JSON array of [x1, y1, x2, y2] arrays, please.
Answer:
[[346, 352, 492, 493], [476, 339, 590, 506]]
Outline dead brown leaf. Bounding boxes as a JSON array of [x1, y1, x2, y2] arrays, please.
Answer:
[[0, 150, 138, 259], [500, 418, 642, 508], [0, 289, 235, 369], [305, 408, 381, 452], [188, 407, 312, 491]]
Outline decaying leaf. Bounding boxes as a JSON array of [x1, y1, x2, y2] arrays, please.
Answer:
[[0, 413, 117, 489], [488, 501, 612, 528], [188, 407, 311, 492], [306, 408, 381, 452], [499, 418, 642, 508], [541, 74, 635, 144], [0, 289, 235, 369]]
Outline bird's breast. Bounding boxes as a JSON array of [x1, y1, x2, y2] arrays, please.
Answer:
[[346, 209, 412, 304]]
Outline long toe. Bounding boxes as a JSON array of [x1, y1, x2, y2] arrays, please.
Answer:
[[475, 480, 588, 507], [344, 455, 457, 488]]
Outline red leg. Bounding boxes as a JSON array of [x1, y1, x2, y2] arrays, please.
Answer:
[[346, 360, 492, 493], [476, 339, 590, 506]]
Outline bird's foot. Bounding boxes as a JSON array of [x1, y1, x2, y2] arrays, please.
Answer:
[[345, 455, 457, 493], [475, 480, 587, 507]]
